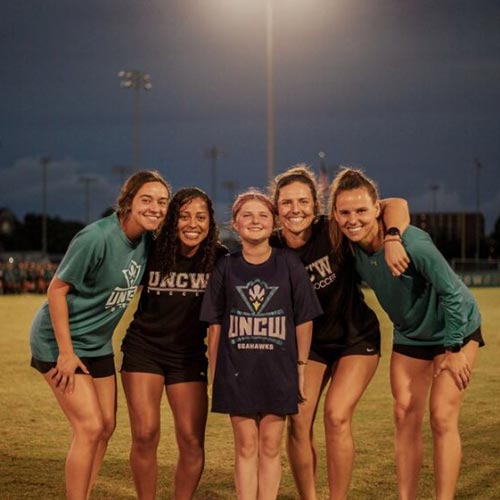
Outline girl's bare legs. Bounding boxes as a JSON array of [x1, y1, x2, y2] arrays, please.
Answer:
[[431, 341, 479, 500], [231, 415, 259, 500], [286, 360, 328, 499], [231, 414, 286, 500], [390, 353, 433, 500], [166, 381, 208, 500], [257, 414, 286, 500], [44, 372, 116, 500], [324, 354, 379, 500], [121, 372, 164, 500]]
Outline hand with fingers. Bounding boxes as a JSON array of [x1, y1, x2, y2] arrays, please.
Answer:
[[52, 352, 89, 394], [434, 351, 472, 390]]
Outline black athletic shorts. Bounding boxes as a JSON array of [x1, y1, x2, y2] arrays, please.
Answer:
[[309, 333, 381, 367], [392, 327, 485, 361], [120, 348, 208, 385], [30, 354, 115, 378]]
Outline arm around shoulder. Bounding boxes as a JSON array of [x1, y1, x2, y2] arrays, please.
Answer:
[[380, 197, 411, 277]]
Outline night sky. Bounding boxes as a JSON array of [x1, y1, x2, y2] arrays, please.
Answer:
[[1, 0, 499, 231]]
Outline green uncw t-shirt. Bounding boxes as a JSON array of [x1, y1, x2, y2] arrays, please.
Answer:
[[354, 225, 481, 347], [30, 213, 150, 361]]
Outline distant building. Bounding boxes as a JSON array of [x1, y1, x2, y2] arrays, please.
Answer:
[[411, 212, 484, 260]]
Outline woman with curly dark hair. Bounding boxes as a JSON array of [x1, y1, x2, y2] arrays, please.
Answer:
[[120, 187, 227, 500]]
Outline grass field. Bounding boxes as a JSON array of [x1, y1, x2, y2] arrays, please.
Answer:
[[1, 289, 499, 499]]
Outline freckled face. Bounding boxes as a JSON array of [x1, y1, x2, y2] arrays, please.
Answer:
[[333, 187, 380, 247], [177, 197, 210, 257]]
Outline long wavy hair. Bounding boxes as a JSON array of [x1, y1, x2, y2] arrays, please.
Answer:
[[328, 167, 380, 264], [151, 187, 220, 278]]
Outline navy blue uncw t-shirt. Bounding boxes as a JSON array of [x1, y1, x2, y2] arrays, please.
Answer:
[[200, 248, 322, 415]]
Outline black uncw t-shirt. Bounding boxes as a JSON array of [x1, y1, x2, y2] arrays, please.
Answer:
[[122, 245, 227, 361], [270, 216, 380, 352], [200, 248, 322, 415]]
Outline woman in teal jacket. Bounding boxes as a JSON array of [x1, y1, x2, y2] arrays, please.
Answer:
[[328, 167, 484, 500]]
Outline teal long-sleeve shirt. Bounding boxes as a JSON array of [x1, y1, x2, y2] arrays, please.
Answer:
[[354, 225, 481, 347]]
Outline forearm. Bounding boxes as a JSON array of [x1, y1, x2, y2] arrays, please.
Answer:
[[47, 277, 74, 354], [295, 321, 313, 363], [207, 324, 221, 382], [380, 197, 410, 233]]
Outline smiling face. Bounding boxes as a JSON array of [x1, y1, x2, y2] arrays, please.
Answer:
[[177, 196, 210, 257], [333, 187, 381, 250], [276, 181, 315, 242], [124, 181, 169, 240], [233, 199, 274, 246]]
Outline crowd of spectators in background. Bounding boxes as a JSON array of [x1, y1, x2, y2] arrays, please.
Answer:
[[0, 260, 57, 295]]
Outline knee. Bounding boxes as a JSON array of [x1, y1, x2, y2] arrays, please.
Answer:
[[393, 401, 420, 429], [132, 423, 161, 449], [236, 438, 258, 461], [259, 436, 281, 461], [177, 430, 205, 458], [324, 410, 350, 436], [430, 408, 458, 437], [287, 413, 313, 441], [101, 417, 116, 442], [77, 417, 107, 445]]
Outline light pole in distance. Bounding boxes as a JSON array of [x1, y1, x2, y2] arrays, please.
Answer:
[[79, 176, 98, 225], [205, 146, 226, 208], [118, 70, 152, 170]]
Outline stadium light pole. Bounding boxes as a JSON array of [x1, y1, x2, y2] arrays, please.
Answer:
[[40, 156, 50, 255], [79, 176, 98, 225], [205, 147, 226, 208], [222, 179, 238, 205], [266, 0, 275, 182], [430, 184, 439, 213], [112, 165, 133, 185], [474, 159, 482, 261], [118, 70, 152, 171]]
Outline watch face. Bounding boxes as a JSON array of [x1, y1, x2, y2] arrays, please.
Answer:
[[446, 344, 461, 352], [385, 227, 400, 236]]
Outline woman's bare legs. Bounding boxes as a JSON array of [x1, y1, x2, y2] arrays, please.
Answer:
[[85, 375, 116, 499], [44, 372, 116, 500], [324, 354, 379, 500], [431, 341, 479, 500], [391, 353, 433, 500], [121, 371, 164, 500], [286, 360, 328, 499], [166, 381, 208, 500]]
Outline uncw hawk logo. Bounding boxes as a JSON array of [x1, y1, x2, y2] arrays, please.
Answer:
[[122, 260, 141, 288], [236, 279, 278, 314]]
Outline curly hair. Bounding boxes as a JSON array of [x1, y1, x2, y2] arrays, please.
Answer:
[[269, 164, 323, 217], [328, 166, 380, 265], [151, 187, 220, 278]]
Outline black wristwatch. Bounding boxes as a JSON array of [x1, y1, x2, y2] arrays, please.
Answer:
[[385, 227, 401, 239], [445, 343, 462, 353]]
